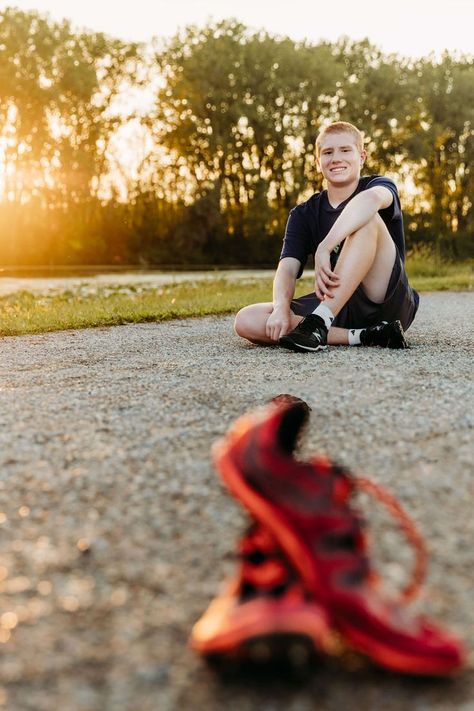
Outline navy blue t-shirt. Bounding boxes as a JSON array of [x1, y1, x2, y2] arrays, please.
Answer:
[[280, 176, 405, 278]]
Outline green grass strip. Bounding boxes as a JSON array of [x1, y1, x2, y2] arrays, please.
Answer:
[[0, 267, 472, 337]]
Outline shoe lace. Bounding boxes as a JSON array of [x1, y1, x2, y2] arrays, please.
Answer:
[[354, 476, 428, 603], [298, 315, 323, 335]]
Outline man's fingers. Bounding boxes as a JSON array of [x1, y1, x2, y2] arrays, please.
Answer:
[[269, 322, 286, 341], [320, 266, 339, 282], [315, 267, 341, 284], [315, 285, 330, 299], [317, 275, 333, 298], [274, 322, 291, 341]]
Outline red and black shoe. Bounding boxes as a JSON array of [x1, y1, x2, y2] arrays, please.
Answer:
[[212, 399, 466, 675], [190, 522, 337, 666]]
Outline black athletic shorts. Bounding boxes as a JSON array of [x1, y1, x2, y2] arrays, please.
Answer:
[[290, 254, 420, 330]]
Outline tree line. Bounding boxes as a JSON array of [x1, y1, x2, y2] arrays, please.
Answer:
[[0, 8, 472, 266]]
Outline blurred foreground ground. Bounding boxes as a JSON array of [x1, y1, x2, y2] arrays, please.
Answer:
[[0, 292, 473, 711]]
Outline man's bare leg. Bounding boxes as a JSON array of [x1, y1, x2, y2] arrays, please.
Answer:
[[327, 326, 351, 345], [234, 304, 352, 346], [322, 213, 396, 317]]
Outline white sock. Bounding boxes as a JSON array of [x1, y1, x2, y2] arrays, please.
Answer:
[[348, 328, 362, 346], [311, 303, 334, 330]]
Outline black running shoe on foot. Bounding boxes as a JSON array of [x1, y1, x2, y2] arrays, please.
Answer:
[[359, 320, 409, 349], [279, 314, 328, 353]]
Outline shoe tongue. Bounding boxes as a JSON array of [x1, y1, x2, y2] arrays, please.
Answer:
[[276, 401, 310, 454]]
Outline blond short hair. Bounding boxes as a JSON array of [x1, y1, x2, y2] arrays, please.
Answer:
[[316, 122, 364, 157]]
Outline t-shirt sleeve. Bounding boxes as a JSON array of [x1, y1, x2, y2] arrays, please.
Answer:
[[365, 176, 402, 222], [279, 207, 312, 279]]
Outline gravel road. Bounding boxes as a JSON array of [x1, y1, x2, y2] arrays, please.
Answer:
[[0, 292, 473, 711], [0, 270, 274, 297]]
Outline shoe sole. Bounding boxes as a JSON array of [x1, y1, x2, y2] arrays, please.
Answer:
[[213, 434, 464, 676], [279, 337, 328, 353], [203, 633, 320, 677], [190, 581, 335, 657]]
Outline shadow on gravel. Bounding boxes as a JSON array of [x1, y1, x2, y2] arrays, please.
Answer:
[[200, 654, 470, 709]]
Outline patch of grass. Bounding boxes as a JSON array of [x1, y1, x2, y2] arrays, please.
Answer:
[[409, 273, 473, 291], [0, 279, 274, 336], [1, 262, 472, 337], [405, 249, 473, 290], [406, 246, 473, 280]]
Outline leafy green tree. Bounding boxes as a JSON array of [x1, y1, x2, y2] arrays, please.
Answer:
[[410, 55, 474, 255]]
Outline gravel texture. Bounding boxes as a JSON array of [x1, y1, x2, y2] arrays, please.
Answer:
[[0, 291, 473, 711]]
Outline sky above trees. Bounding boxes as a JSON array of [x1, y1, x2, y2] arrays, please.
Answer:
[[4, 0, 474, 60]]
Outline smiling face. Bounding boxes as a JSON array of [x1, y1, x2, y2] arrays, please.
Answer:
[[316, 131, 367, 187]]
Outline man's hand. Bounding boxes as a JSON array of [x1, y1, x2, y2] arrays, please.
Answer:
[[314, 244, 340, 300], [266, 305, 292, 341]]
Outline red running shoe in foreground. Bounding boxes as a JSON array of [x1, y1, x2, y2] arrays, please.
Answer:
[[190, 523, 337, 663], [212, 400, 466, 676]]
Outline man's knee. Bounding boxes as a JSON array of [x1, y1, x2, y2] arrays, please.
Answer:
[[234, 303, 271, 340], [353, 213, 380, 239], [234, 304, 259, 338], [234, 307, 248, 337]]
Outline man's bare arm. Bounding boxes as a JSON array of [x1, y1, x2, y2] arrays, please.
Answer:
[[272, 257, 300, 307], [266, 257, 300, 341], [322, 187, 393, 252]]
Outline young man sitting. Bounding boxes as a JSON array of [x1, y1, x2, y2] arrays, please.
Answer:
[[234, 121, 419, 352]]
